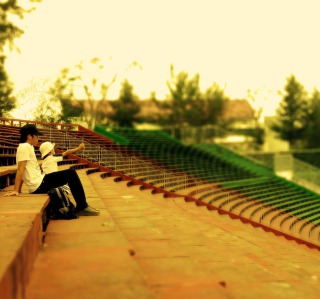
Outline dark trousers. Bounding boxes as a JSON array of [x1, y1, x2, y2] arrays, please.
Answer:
[[32, 169, 88, 210]]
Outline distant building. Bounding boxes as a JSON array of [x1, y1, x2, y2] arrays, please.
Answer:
[[73, 98, 289, 152], [136, 98, 255, 124]]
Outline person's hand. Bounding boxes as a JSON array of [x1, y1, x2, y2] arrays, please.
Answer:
[[78, 143, 85, 150], [5, 191, 19, 196]]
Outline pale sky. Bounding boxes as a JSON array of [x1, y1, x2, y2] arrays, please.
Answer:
[[5, 0, 320, 118]]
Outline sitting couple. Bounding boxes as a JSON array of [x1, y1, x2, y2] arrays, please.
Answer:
[[5, 124, 99, 216]]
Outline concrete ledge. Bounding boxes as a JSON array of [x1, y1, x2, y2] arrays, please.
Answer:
[[0, 194, 49, 299], [0, 167, 16, 189]]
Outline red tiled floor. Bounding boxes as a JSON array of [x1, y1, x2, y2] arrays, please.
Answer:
[[21, 168, 320, 298]]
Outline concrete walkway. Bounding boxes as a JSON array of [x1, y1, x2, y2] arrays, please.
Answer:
[[26, 167, 320, 299]]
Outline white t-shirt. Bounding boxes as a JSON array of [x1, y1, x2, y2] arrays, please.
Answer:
[[41, 154, 63, 174], [16, 143, 45, 193], [41, 154, 71, 194]]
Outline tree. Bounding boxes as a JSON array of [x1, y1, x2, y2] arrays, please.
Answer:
[[0, 0, 42, 116], [159, 65, 228, 127], [0, 63, 16, 116], [271, 75, 309, 149], [157, 64, 202, 127], [33, 69, 84, 123], [39, 58, 140, 129], [202, 82, 228, 125], [72, 58, 117, 129], [303, 88, 320, 149], [34, 58, 116, 128], [109, 79, 141, 127], [183, 82, 228, 128], [246, 87, 271, 149]]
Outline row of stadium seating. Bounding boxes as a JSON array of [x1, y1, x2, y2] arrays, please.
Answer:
[[95, 125, 320, 242], [1, 120, 320, 245]]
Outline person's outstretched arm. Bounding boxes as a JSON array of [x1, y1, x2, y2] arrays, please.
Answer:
[[62, 143, 85, 157], [5, 161, 27, 196]]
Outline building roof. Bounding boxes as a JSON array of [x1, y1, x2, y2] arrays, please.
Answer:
[[76, 98, 255, 122]]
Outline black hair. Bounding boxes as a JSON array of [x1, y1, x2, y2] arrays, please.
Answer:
[[19, 133, 38, 143], [19, 124, 43, 143], [19, 133, 29, 143]]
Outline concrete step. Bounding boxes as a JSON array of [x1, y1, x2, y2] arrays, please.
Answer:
[[0, 192, 48, 299]]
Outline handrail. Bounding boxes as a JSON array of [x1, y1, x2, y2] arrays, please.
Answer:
[[0, 117, 81, 131]]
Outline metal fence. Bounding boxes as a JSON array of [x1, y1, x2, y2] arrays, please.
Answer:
[[248, 152, 320, 195]]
